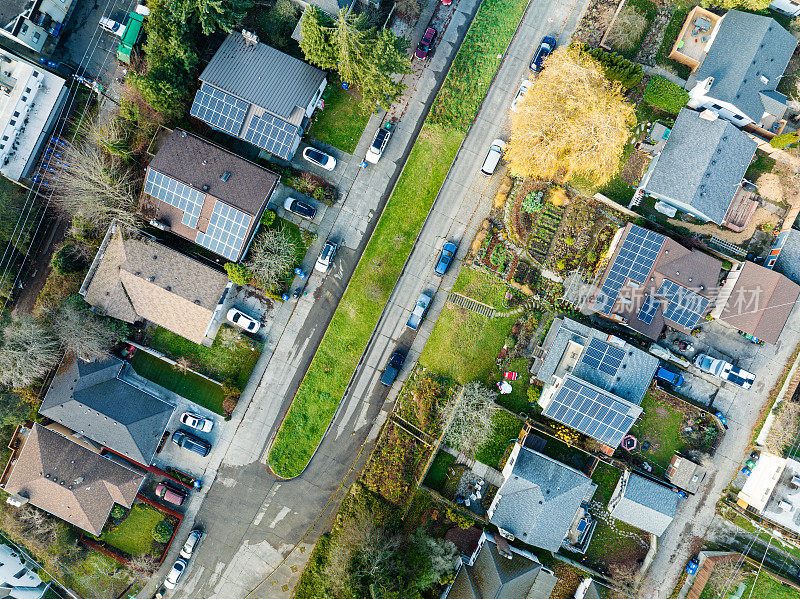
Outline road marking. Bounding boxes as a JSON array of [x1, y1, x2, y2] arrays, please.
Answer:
[[269, 506, 292, 529]]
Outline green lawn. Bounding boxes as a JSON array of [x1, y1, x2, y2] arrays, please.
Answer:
[[422, 451, 455, 492], [654, 7, 692, 80], [451, 267, 512, 309], [308, 82, 372, 154], [494, 357, 532, 414], [746, 151, 777, 180], [474, 410, 524, 468], [592, 461, 622, 505], [130, 350, 226, 414], [143, 325, 262, 389], [99, 503, 163, 556], [419, 305, 516, 385], [742, 570, 799, 599], [629, 391, 687, 473]]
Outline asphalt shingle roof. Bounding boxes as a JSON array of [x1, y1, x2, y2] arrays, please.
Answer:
[[3, 424, 144, 535], [643, 109, 757, 225], [695, 10, 797, 123], [39, 354, 174, 466], [773, 229, 800, 285], [199, 32, 326, 120], [609, 472, 678, 536], [489, 447, 596, 552]]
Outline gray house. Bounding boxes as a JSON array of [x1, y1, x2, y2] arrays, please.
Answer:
[[488, 443, 597, 552], [608, 471, 679, 536], [190, 31, 327, 160], [638, 108, 757, 226], [39, 353, 175, 467], [686, 10, 797, 129]]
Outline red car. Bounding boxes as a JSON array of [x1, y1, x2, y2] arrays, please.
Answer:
[[441, 0, 452, 5], [415, 27, 437, 60], [155, 482, 187, 506]]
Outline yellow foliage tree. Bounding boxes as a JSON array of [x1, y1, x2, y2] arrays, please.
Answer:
[[506, 45, 635, 185]]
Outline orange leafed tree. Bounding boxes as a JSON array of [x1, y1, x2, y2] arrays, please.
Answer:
[[506, 45, 635, 185]]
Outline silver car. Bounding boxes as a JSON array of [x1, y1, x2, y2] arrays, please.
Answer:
[[180, 411, 213, 433], [315, 240, 338, 273], [180, 528, 204, 559], [163, 558, 187, 589]]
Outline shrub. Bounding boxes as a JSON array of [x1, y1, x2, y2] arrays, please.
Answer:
[[260, 209, 276, 227], [224, 262, 252, 286], [504, 335, 516, 349], [605, 6, 648, 54], [445, 508, 474, 530], [522, 192, 542, 213], [770, 131, 799, 149], [565, 236, 575, 246], [585, 47, 644, 88], [223, 395, 238, 418], [152, 520, 174, 543], [490, 246, 508, 267], [110, 505, 126, 520], [527, 385, 541, 404], [50, 243, 86, 275], [643, 76, 689, 114]]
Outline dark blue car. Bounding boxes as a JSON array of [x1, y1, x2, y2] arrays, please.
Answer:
[[435, 242, 457, 276], [531, 36, 556, 72]]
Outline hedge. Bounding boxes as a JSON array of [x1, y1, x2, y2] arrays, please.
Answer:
[[643, 76, 689, 114]]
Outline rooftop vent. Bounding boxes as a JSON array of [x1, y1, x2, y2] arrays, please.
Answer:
[[181, 131, 187, 137], [760, 75, 769, 85], [147, 276, 155, 282], [221, 171, 231, 182], [202, 185, 210, 192]]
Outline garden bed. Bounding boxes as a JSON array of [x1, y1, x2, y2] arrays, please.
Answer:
[[451, 267, 513, 309], [258, 159, 338, 206]]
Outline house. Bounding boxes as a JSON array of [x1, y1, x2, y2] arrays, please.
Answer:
[[0, 0, 75, 53], [770, 0, 800, 17], [81, 225, 231, 345], [760, 457, 800, 535], [594, 223, 722, 340], [189, 31, 326, 160], [637, 109, 758, 227], [0, 47, 67, 182], [737, 452, 786, 513], [39, 353, 175, 467], [666, 454, 707, 494], [714, 260, 800, 344], [488, 443, 597, 552], [442, 530, 559, 599], [532, 317, 658, 449], [608, 471, 678, 536], [2, 423, 144, 536], [0, 542, 50, 599], [684, 10, 797, 131], [143, 128, 279, 262]]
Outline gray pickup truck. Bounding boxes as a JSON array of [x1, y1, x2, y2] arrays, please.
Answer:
[[406, 291, 433, 330]]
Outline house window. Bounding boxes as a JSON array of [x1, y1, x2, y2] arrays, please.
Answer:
[[32, 71, 39, 77], [21, 96, 26, 101], [21, 24, 28, 34], [32, 32, 40, 43], [2, 136, 8, 141], [710, 104, 722, 110], [12, 568, 26, 579], [24, 88, 30, 93], [12, 111, 19, 118], [732, 114, 745, 120], [9, 120, 15, 126]]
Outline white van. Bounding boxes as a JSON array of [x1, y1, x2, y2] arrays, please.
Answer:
[[481, 139, 506, 176]]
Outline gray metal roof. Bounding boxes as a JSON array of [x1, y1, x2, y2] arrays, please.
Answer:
[[643, 109, 757, 225], [490, 447, 596, 552], [199, 32, 326, 120], [536, 318, 659, 405], [773, 228, 800, 285], [609, 472, 678, 536], [695, 10, 797, 122], [40, 354, 175, 465]]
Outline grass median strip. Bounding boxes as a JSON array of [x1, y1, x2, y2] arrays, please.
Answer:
[[267, 0, 532, 478]]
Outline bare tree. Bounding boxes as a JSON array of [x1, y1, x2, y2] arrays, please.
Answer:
[[52, 298, 126, 361], [0, 317, 60, 389], [506, 45, 635, 184], [52, 140, 140, 230], [127, 553, 159, 581], [705, 560, 747, 597], [15, 504, 62, 547], [440, 382, 499, 457], [606, 6, 647, 52], [764, 399, 800, 455], [246, 227, 298, 291]]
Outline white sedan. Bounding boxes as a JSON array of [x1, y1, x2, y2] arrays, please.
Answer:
[[302, 147, 336, 171], [227, 308, 260, 333], [510, 79, 533, 112], [180, 411, 213, 432], [163, 558, 187, 589]]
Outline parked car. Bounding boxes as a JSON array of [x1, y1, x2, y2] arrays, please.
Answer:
[[686, 558, 700, 576], [366, 125, 392, 164], [155, 482, 187, 506], [693, 354, 755, 389], [531, 35, 556, 72], [480, 139, 506, 176], [510, 79, 533, 112], [441, 0, 452, 5], [180, 411, 213, 433], [163, 558, 187, 589], [655, 366, 684, 388], [172, 430, 212, 457], [435, 242, 457, 276], [302, 147, 336, 170], [407, 291, 433, 330], [380, 351, 406, 386], [315, 239, 338, 273], [180, 528, 204, 559], [99, 17, 125, 37], [283, 197, 317, 220], [227, 308, 261, 333], [415, 27, 437, 60]]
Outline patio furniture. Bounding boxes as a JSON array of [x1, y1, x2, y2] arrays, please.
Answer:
[[691, 26, 700, 36], [503, 371, 519, 380], [694, 17, 712, 30]]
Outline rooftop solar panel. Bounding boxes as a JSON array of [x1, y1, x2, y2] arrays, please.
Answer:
[[144, 169, 205, 229], [582, 338, 625, 376], [595, 225, 664, 314], [657, 279, 709, 329], [637, 294, 660, 325], [190, 83, 248, 137], [543, 377, 641, 447], [243, 113, 298, 159], [195, 200, 252, 261]]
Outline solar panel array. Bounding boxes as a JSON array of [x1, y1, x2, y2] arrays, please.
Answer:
[[658, 279, 710, 329], [544, 377, 640, 447], [244, 113, 299, 159], [581, 338, 625, 376], [596, 225, 665, 314], [637, 294, 660, 325], [190, 83, 248, 137], [195, 200, 252, 261], [144, 169, 205, 228]]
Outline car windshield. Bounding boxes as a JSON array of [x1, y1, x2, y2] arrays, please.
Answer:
[[231, 313, 241, 322], [308, 149, 326, 162], [321, 245, 334, 260], [373, 130, 388, 148]]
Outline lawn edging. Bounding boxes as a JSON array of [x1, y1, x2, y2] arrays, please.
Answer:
[[266, 0, 534, 479]]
